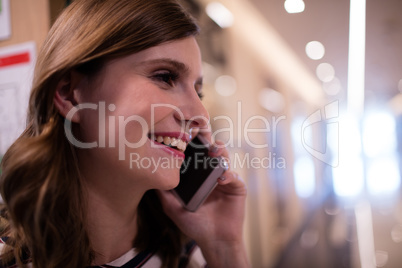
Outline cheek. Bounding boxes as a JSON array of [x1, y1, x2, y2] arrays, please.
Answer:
[[75, 104, 150, 147], [77, 108, 101, 143], [78, 80, 175, 143], [114, 118, 149, 146], [105, 101, 155, 149]]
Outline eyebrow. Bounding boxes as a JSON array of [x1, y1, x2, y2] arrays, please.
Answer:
[[140, 58, 190, 73], [141, 58, 203, 88]]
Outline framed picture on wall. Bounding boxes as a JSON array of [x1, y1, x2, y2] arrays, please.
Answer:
[[0, 0, 11, 40]]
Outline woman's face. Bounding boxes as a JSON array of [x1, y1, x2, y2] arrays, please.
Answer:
[[75, 37, 209, 191]]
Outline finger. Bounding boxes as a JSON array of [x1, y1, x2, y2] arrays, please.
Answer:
[[218, 170, 246, 190], [216, 172, 247, 197], [191, 125, 212, 142], [218, 170, 237, 185], [199, 127, 212, 142], [209, 140, 228, 158]]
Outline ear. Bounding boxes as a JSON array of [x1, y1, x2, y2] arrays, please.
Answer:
[[54, 71, 84, 123]]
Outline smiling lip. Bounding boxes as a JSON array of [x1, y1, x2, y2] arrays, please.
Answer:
[[150, 139, 185, 159]]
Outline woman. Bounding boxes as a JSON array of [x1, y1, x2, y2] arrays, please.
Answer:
[[0, 0, 248, 267]]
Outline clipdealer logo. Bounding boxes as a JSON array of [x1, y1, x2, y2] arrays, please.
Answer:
[[301, 101, 339, 167], [62, 100, 339, 168]]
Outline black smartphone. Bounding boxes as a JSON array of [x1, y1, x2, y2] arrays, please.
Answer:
[[172, 135, 228, 212]]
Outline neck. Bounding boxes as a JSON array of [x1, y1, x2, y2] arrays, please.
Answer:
[[76, 147, 150, 265], [85, 186, 143, 265], [80, 167, 146, 265]]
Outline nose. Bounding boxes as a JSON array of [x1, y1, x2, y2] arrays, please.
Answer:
[[174, 92, 209, 130]]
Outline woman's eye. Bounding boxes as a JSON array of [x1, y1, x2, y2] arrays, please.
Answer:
[[153, 72, 179, 86], [197, 91, 204, 100]]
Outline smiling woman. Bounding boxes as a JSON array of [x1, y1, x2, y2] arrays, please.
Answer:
[[0, 0, 248, 268]]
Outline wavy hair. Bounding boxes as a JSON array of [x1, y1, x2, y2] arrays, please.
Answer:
[[0, 0, 199, 267]]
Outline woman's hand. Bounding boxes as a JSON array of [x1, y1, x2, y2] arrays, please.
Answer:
[[157, 138, 249, 268]]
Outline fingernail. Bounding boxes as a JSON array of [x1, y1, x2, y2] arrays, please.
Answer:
[[210, 144, 219, 153], [219, 176, 226, 181]]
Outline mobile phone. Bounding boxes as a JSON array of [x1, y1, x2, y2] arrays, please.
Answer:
[[172, 135, 228, 212]]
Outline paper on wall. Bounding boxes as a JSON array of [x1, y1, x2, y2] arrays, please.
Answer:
[[0, 42, 36, 155]]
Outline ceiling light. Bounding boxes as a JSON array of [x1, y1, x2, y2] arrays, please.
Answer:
[[305, 41, 325, 60], [215, 75, 237, 96], [258, 88, 285, 113], [347, 0, 366, 116], [316, 63, 335, 82], [206, 2, 234, 28], [323, 77, 342, 96], [284, 0, 305, 14]]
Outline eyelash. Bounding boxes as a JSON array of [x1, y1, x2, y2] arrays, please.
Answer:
[[152, 70, 204, 100], [197, 92, 204, 100], [153, 71, 179, 87]]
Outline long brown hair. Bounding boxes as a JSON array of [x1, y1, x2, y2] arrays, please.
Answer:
[[0, 0, 199, 267]]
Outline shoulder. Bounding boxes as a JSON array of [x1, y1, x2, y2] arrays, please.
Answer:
[[140, 243, 207, 268], [179, 241, 207, 268], [92, 242, 207, 268]]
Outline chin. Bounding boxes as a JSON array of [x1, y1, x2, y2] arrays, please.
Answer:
[[154, 170, 181, 190], [164, 178, 181, 190]]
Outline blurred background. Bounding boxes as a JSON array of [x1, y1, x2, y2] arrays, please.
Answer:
[[1, 0, 402, 267]]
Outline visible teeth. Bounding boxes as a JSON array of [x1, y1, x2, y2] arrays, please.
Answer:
[[176, 141, 182, 151], [171, 138, 178, 146], [163, 136, 171, 145], [178, 140, 185, 151], [152, 135, 187, 152], [181, 140, 186, 150]]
